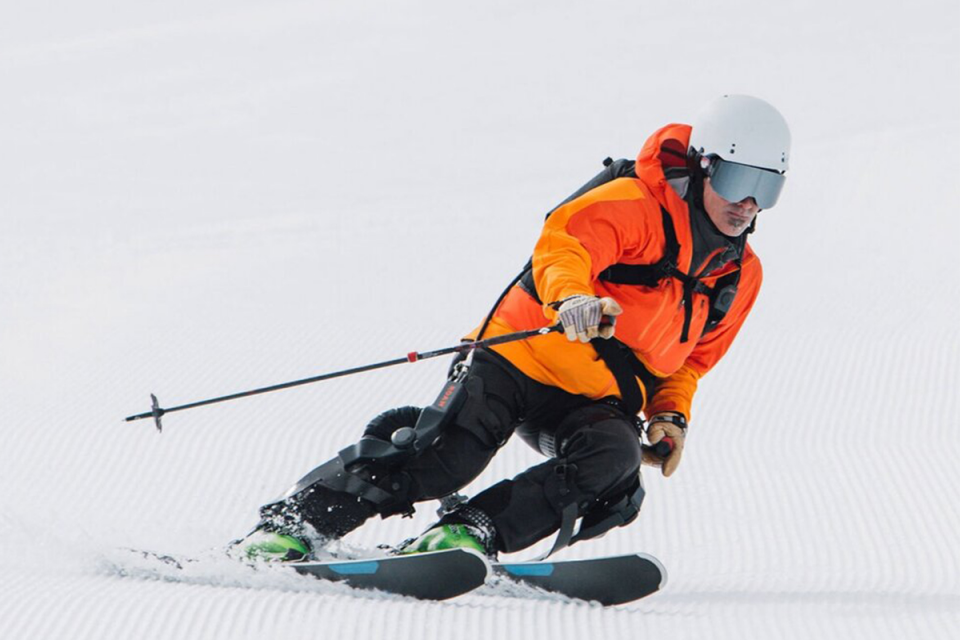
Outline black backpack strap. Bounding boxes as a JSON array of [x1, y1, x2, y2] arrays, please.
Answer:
[[476, 266, 526, 340], [590, 337, 659, 416], [701, 232, 745, 334], [666, 267, 713, 343], [517, 259, 540, 305], [597, 205, 708, 343], [598, 206, 749, 343], [597, 206, 680, 287], [525, 201, 741, 346], [702, 264, 741, 334]]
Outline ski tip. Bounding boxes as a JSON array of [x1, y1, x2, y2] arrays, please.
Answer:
[[636, 552, 668, 591]]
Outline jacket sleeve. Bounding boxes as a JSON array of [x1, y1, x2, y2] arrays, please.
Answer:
[[531, 179, 654, 316], [645, 257, 763, 420]]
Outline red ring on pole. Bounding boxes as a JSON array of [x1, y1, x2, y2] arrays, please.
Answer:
[[407, 352, 419, 362]]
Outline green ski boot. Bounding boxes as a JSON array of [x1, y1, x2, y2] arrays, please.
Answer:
[[400, 524, 488, 556], [240, 529, 312, 562]]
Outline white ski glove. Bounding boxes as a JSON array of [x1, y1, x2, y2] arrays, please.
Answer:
[[643, 413, 687, 477], [556, 295, 623, 343]]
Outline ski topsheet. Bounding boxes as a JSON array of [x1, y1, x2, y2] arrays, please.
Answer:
[[493, 553, 666, 605], [119, 547, 663, 604], [292, 548, 490, 601]]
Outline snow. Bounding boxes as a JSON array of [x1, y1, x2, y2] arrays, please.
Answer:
[[1, 0, 958, 638]]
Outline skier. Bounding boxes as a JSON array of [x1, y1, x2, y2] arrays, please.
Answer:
[[240, 94, 791, 561]]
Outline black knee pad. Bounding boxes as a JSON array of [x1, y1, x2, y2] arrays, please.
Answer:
[[537, 404, 643, 512], [363, 405, 423, 441], [576, 417, 642, 462], [520, 402, 635, 458], [564, 418, 643, 496]]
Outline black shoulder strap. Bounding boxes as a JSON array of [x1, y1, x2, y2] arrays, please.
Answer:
[[476, 268, 525, 341], [594, 205, 702, 343], [702, 257, 743, 334], [596, 206, 680, 287], [597, 205, 747, 343]]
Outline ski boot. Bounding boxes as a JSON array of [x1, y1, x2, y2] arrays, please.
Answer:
[[237, 529, 312, 562], [399, 524, 489, 556]]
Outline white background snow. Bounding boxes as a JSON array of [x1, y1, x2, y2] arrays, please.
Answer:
[[1, 0, 958, 638]]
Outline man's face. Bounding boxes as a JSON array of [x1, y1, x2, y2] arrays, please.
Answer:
[[703, 178, 759, 237]]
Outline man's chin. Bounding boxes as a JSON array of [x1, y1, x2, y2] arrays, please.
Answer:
[[720, 220, 751, 237]]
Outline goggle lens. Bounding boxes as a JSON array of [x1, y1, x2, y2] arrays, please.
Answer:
[[707, 157, 786, 209]]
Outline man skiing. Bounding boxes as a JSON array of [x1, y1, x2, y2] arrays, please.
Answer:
[[241, 94, 791, 561]]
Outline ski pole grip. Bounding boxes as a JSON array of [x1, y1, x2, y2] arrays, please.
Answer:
[[640, 438, 674, 459], [653, 438, 674, 458]]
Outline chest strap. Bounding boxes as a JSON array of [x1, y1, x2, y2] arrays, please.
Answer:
[[599, 206, 711, 343]]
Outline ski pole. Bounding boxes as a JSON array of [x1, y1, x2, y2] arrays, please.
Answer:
[[124, 323, 565, 432]]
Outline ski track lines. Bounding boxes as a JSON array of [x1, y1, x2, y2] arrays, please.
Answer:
[[6, 572, 957, 640], [3, 275, 960, 639], [717, 330, 960, 597], [4, 247, 960, 639]]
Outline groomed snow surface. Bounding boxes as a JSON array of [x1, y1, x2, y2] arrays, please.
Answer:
[[2, 1, 958, 638]]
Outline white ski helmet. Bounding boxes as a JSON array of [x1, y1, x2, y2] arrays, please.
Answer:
[[689, 94, 791, 208]]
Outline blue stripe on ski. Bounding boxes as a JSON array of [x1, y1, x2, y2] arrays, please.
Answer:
[[327, 561, 380, 575], [500, 563, 554, 577]]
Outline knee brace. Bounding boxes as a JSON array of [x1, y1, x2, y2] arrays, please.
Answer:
[[265, 405, 429, 525], [536, 403, 647, 555], [450, 374, 514, 448], [259, 452, 416, 539], [260, 372, 473, 537]]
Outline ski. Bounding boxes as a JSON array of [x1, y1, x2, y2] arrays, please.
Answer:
[[119, 547, 489, 601], [122, 545, 661, 604], [292, 548, 490, 601], [493, 553, 666, 605]]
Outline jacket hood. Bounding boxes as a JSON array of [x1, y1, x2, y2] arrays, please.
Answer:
[[636, 123, 693, 207]]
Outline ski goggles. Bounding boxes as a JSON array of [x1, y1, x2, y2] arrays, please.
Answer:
[[704, 156, 786, 209]]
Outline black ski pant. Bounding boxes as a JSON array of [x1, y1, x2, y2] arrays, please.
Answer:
[[271, 349, 644, 553]]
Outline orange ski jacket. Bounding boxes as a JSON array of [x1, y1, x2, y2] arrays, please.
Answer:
[[471, 123, 762, 420]]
